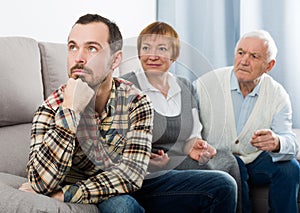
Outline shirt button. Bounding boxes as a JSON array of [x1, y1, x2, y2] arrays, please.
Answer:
[[235, 139, 239, 144]]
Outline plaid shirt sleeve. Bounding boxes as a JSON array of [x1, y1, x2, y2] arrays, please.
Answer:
[[27, 87, 80, 195]]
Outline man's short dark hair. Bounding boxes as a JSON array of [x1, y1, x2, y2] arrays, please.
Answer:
[[75, 14, 123, 54]]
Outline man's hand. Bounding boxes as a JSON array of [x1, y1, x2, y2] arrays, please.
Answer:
[[250, 129, 280, 152], [19, 182, 64, 202], [62, 78, 95, 113], [149, 150, 170, 168], [50, 190, 64, 202], [19, 182, 36, 193]]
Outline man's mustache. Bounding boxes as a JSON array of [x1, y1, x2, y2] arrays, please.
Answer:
[[71, 64, 93, 75]]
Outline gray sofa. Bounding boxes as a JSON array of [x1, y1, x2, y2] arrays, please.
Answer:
[[0, 36, 299, 212]]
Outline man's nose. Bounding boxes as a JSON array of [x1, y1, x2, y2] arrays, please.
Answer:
[[241, 54, 250, 64], [75, 49, 87, 64]]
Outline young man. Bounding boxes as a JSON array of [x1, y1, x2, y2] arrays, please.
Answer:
[[195, 29, 300, 213], [19, 14, 237, 212]]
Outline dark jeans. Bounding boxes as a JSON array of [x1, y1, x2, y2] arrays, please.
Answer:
[[98, 169, 237, 213], [235, 152, 300, 213], [133, 169, 237, 213], [98, 194, 145, 213]]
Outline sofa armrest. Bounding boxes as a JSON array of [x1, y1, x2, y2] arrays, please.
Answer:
[[0, 173, 99, 213]]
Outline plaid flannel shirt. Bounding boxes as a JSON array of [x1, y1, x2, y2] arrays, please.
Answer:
[[27, 78, 153, 204]]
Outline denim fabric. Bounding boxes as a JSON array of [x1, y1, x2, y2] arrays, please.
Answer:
[[132, 170, 237, 213], [97, 194, 145, 213], [235, 151, 300, 213]]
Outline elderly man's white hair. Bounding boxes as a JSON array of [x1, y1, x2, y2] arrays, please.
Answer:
[[235, 30, 278, 63]]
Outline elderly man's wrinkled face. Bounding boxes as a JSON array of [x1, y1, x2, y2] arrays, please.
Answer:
[[234, 37, 273, 85]]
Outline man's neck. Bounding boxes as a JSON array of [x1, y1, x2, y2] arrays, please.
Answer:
[[94, 76, 113, 114]]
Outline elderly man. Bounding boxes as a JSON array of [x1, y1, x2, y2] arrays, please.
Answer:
[[195, 29, 300, 213]]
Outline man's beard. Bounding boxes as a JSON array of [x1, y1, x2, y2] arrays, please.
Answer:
[[70, 64, 110, 88], [70, 64, 93, 80]]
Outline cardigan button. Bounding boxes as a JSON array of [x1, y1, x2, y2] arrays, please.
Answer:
[[235, 139, 239, 144]]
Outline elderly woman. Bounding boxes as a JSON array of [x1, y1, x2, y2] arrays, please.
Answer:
[[122, 22, 216, 170]]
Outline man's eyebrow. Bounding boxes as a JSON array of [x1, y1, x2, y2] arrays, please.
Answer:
[[67, 40, 104, 49], [86, 41, 104, 49], [237, 48, 263, 57], [68, 40, 76, 45]]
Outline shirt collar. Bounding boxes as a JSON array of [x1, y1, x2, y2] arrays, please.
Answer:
[[136, 68, 181, 97], [100, 79, 116, 119]]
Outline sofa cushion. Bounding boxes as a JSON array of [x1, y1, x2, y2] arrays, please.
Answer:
[[0, 37, 44, 127], [0, 173, 99, 213], [250, 185, 269, 213], [38, 42, 68, 98], [0, 124, 31, 177]]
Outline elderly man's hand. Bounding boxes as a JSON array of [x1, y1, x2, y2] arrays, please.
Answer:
[[250, 129, 280, 152]]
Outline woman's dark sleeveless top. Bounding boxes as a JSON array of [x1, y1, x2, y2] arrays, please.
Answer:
[[121, 72, 197, 156]]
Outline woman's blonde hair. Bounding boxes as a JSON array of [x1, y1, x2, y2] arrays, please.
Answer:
[[137, 21, 180, 60]]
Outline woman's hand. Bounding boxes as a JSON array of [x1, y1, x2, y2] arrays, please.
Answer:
[[188, 138, 217, 163], [149, 149, 170, 168]]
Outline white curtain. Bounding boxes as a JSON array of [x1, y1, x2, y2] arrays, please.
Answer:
[[157, 0, 300, 128]]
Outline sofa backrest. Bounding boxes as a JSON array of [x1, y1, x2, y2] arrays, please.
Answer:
[[0, 37, 67, 177], [39, 42, 68, 98], [0, 37, 44, 127]]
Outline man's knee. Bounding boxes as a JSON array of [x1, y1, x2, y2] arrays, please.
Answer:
[[219, 171, 238, 196], [98, 195, 144, 213], [278, 158, 300, 182]]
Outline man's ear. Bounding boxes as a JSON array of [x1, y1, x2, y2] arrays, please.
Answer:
[[111, 50, 123, 70], [265, 59, 276, 73]]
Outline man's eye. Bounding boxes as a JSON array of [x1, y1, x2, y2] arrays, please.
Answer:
[[89, 46, 97, 53], [68, 45, 77, 51], [237, 50, 243, 55]]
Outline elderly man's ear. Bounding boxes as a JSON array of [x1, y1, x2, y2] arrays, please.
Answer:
[[265, 59, 276, 73]]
